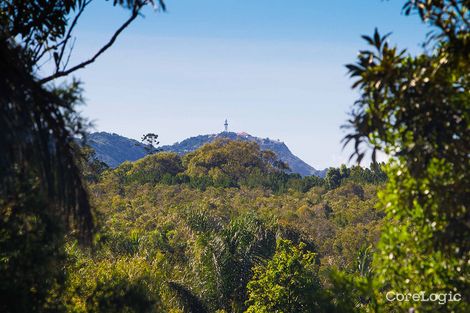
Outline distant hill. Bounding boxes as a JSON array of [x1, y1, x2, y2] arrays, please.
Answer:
[[87, 132, 326, 177], [87, 132, 149, 168]]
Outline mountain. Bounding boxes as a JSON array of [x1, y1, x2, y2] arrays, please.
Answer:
[[160, 132, 326, 177], [87, 132, 149, 168], [87, 132, 326, 177]]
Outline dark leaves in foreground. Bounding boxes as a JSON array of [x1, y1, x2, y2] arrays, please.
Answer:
[[0, 38, 93, 239]]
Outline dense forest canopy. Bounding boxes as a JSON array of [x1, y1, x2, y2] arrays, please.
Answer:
[[0, 0, 468, 312], [81, 141, 387, 312]]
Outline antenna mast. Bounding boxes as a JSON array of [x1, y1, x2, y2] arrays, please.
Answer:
[[224, 119, 228, 132]]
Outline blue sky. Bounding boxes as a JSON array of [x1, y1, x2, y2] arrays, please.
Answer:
[[67, 0, 429, 169]]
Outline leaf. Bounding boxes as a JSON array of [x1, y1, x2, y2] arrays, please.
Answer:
[[361, 35, 374, 46]]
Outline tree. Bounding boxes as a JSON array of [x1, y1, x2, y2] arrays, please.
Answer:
[[64, 244, 164, 313], [185, 212, 276, 312], [0, 40, 94, 312], [245, 239, 330, 313], [339, 164, 350, 179], [0, 1, 166, 311], [140, 133, 161, 155], [324, 167, 341, 189], [0, 0, 166, 83], [80, 145, 110, 183], [125, 152, 184, 185], [183, 139, 285, 188], [344, 0, 469, 311]]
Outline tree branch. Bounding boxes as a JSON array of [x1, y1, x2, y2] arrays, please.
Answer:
[[63, 37, 77, 71], [39, 6, 140, 84], [56, 0, 93, 73], [449, 0, 470, 29], [32, 39, 65, 66]]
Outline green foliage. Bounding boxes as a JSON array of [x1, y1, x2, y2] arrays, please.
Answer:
[[325, 168, 342, 189], [125, 152, 184, 185], [8, 1, 466, 312], [102, 140, 385, 195], [328, 270, 376, 313], [79, 145, 109, 183], [345, 1, 469, 311], [183, 139, 284, 188], [86, 157, 383, 312], [325, 163, 387, 190], [64, 243, 164, 313], [0, 0, 166, 72], [168, 282, 208, 313], [1, 0, 76, 49], [0, 126, 376, 313], [0, 182, 67, 312], [0, 40, 93, 312], [189, 213, 277, 312], [245, 239, 331, 313], [0, 1, 166, 312], [374, 161, 469, 311]]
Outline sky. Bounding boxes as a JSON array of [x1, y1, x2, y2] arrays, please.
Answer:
[[63, 0, 429, 169]]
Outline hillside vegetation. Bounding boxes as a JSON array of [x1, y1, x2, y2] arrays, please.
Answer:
[[88, 131, 325, 176], [2, 1, 467, 312], [62, 139, 388, 312]]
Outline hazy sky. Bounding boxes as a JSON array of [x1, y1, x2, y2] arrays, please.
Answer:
[[65, 0, 429, 169]]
